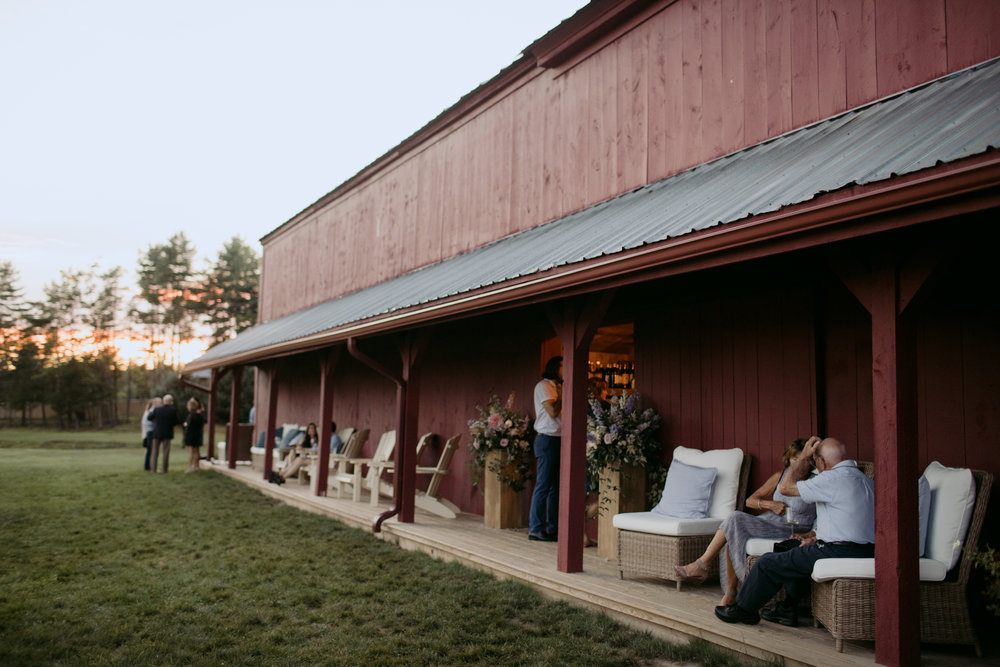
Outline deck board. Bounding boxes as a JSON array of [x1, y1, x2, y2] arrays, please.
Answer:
[[206, 462, 990, 666]]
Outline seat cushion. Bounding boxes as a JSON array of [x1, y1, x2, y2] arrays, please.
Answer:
[[672, 446, 744, 519], [612, 511, 722, 536], [923, 461, 976, 571], [811, 557, 948, 583], [746, 537, 779, 556], [651, 459, 717, 518]]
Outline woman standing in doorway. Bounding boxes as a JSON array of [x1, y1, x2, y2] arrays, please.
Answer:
[[528, 356, 562, 542], [183, 397, 206, 473]]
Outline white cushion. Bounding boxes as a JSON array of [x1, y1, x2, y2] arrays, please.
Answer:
[[923, 461, 976, 571], [250, 446, 266, 455], [651, 459, 717, 518], [613, 511, 722, 536], [811, 557, 948, 583], [746, 538, 779, 556], [918, 474, 930, 557], [672, 446, 744, 518]]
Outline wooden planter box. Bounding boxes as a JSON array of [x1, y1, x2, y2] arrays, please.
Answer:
[[483, 449, 524, 529], [597, 462, 646, 560]]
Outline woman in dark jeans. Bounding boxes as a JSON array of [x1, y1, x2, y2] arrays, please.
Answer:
[[528, 356, 562, 541]]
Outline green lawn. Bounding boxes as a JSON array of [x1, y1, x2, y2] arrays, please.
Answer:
[[0, 440, 747, 666]]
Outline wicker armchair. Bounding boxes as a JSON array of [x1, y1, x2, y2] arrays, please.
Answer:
[[616, 448, 750, 591], [811, 468, 992, 655]]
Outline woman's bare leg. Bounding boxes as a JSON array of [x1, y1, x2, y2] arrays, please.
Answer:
[[720, 549, 739, 606], [676, 529, 727, 580]]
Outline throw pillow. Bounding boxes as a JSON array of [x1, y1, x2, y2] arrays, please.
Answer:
[[672, 445, 744, 518], [652, 459, 718, 519]]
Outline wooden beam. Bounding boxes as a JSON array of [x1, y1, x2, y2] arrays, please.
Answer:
[[547, 291, 615, 573], [396, 329, 431, 524], [227, 365, 242, 470], [206, 368, 221, 461], [262, 361, 281, 482], [869, 251, 921, 667], [316, 349, 341, 496]]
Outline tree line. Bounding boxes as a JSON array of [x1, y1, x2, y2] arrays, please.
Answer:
[[0, 232, 259, 429]]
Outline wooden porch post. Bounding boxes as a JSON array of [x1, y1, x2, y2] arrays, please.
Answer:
[[262, 361, 281, 482], [548, 291, 615, 573], [834, 248, 938, 667], [397, 332, 427, 524], [206, 368, 220, 461], [316, 350, 340, 496], [227, 364, 242, 469]]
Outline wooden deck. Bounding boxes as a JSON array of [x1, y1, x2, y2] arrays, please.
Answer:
[[205, 461, 992, 666]]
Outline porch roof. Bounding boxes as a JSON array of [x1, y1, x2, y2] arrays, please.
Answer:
[[183, 57, 1000, 373]]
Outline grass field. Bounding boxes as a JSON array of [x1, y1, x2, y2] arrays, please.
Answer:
[[0, 436, 748, 666]]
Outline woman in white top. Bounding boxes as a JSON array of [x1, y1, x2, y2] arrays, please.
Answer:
[[528, 356, 563, 541]]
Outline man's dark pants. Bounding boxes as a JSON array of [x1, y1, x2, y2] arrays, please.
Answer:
[[736, 541, 876, 612]]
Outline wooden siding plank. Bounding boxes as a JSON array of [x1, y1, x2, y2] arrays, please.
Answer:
[[765, 0, 794, 137], [816, 0, 848, 116], [646, 2, 684, 182], [790, 0, 820, 127], [875, 0, 947, 97], [542, 75, 567, 224], [946, 0, 1000, 71], [742, 0, 768, 146], [563, 64, 590, 214], [510, 81, 542, 234], [679, 0, 704, 171], [588, 44, 618, 203], [719, 0, 745, 154], [616, 27, 649, 193], [701, 0, 727, 159]]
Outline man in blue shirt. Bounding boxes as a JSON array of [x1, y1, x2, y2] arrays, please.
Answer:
[[715, 436, 875, 626]]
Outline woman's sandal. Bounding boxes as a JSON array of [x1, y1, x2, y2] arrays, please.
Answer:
[[674, 558, 709, 583]]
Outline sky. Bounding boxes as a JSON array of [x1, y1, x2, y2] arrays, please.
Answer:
[[0, 0, 588, 305]]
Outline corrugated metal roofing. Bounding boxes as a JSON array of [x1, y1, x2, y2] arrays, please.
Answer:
[[190, 57, 1000, 368]]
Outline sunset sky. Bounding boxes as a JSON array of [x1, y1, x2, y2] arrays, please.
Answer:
[[1, 0, 587, 323]]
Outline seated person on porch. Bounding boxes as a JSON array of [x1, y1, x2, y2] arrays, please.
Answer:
[[675, 438, 817, 606], [329, 421, 343, 454], [269, 422, 318, 484], [715, 436, 874, 627]]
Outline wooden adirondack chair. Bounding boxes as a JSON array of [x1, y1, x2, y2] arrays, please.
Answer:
[[413, 433, 461, 519], [298, 426, 356, 486], [328, 428, 370, 498], [332, 430, 396, 503], [370, 432, 436, 506]]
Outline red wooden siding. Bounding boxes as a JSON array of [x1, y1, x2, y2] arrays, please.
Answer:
[[634, 268, 819, 492], [260, 0, 1000, 323]]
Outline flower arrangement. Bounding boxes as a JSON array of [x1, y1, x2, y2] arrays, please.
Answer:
[[586, 392, 662, 500], [468, 392, 534, 492]]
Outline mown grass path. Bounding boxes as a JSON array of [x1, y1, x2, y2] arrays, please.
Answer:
[[0, 447, 739, 666]]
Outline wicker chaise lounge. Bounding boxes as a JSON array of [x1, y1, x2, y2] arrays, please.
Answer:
[[613, 446, 750, 590], [810, 465, 992, 655]]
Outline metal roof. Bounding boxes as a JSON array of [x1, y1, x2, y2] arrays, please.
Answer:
[[189, 57, 1000, 368]]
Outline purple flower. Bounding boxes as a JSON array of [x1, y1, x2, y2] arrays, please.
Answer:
[[603, 433, 614, 445]]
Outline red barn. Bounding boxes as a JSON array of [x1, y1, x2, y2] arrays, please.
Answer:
[[184, 1, 1000, 663]]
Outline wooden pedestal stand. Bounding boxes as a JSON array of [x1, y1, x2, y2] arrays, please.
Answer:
[[597, 463, 646, 560], [483, 449, 524, 529]]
